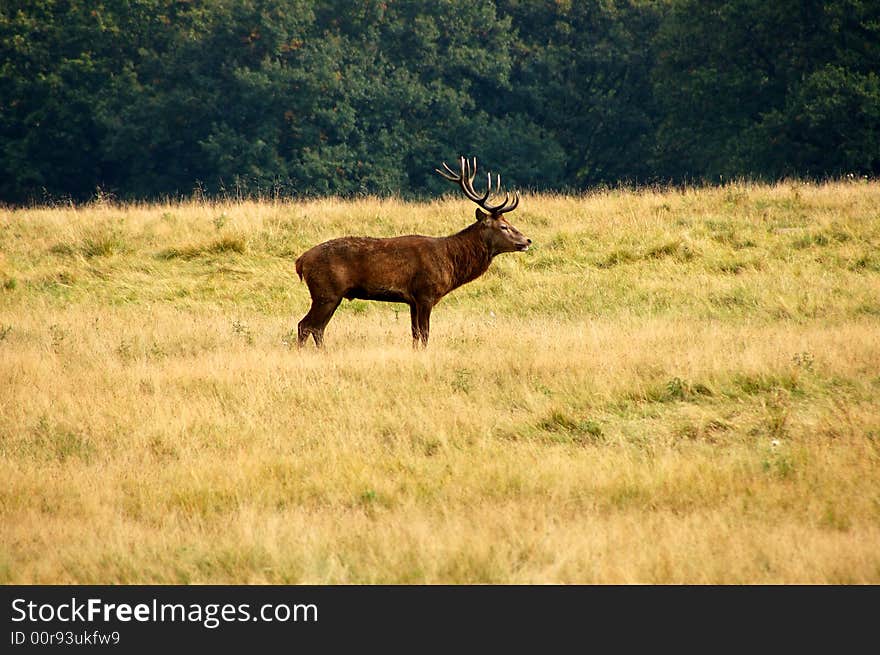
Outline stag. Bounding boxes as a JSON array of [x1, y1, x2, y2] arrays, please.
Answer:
[[294, 157, 531, 347]]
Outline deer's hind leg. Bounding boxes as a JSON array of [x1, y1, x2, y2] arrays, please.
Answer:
[[298, 296, 341, 348]]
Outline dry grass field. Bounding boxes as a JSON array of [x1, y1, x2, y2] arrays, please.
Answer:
[[1, 181, 879, 583]]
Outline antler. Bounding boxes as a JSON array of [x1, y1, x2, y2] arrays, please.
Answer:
[[435, 156, 520, 214]]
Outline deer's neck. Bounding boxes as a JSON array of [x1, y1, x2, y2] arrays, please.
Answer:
[[445, 224, 493, 291]]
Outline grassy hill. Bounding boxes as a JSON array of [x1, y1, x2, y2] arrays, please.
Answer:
[[1, 181, 878, 582]]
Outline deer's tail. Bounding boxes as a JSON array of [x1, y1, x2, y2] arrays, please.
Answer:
[[295, 256, 304, 282]]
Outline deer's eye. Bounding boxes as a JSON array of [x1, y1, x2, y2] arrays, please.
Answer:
[[499, 225, 509, 231]]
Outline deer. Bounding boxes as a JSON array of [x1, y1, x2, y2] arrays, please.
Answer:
[[294, 156, 531, 348]]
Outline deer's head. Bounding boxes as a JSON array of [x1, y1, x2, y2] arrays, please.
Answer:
[[436, 156, 531, 256]]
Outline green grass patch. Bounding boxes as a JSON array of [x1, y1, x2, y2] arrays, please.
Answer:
[[158, 235, 248, 260]]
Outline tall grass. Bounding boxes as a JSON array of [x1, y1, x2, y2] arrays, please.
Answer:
[[1, 181, 879, 583]]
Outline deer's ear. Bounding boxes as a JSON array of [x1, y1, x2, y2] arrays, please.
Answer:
[[475, 208, 489, 223]]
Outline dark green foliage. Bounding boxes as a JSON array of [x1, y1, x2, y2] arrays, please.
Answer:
[[2, 1, 878, 203], [652, 0, 880, 181], [497, 0, 661, 186]]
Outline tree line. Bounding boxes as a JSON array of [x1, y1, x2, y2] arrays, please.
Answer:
[[1, 0, 878, 203]]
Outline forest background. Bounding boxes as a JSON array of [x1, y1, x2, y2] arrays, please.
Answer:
[[2, 0, 879, 204]]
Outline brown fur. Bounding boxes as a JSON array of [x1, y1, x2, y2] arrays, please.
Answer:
[[295, 209, 530, 347]]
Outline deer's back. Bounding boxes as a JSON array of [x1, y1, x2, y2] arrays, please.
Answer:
[[296, 235, 452, 302]]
